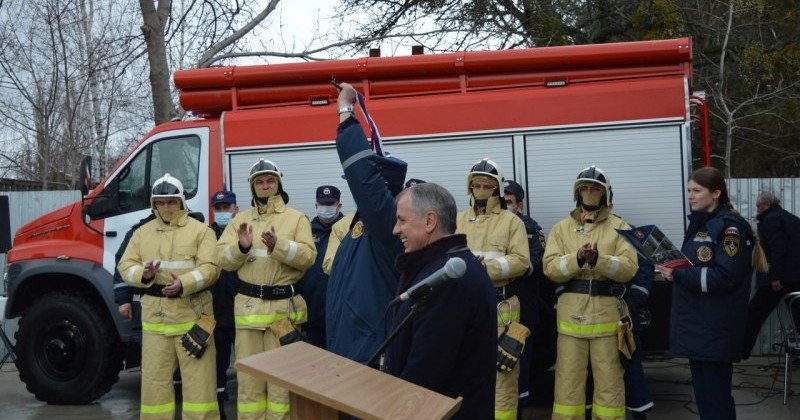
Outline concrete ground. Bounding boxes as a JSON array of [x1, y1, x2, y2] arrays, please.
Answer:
[[0, 356, 797, 419]]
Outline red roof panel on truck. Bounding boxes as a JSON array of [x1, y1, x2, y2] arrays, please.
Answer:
[[175, 37, 691, 115], [220, 75, 687, 148]]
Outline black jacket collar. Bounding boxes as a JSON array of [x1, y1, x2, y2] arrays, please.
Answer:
[[756, 204, 781, 222], [395, 234, 469, 292]]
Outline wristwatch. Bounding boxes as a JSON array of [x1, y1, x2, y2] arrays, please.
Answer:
[[337, 105, 354, 115]]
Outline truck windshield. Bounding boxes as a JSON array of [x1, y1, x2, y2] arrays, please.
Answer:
[[107, 135, 201, 217], [149, 137, 201, 199]]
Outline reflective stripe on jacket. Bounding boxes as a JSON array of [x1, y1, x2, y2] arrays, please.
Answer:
[[325, 118, 403, 364], [671, 206, 754, 361], [322, 212, 355, 275], [456, 196, 530, 287], [216, 195, 316, 329], [117, 210, 220, 335], [543, 208, 638, 338]]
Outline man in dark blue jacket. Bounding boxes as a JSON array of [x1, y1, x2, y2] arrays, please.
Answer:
[[326, 83, 407, 364], [209, 190, 239, 414], [388, 182, 496, 419], [742, 191, 800, 359], [114, 214, 156, 365], [298, 185, 345, 348], [502, 180, 549, 405]]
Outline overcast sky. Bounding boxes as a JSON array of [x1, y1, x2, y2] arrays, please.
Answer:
[[242, 0, 354, 65]]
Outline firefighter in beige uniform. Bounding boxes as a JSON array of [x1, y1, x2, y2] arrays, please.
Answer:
[[118, 174, 221, 420], [455, 159, 530, 420], [544, 166, 638, 420], [321, 212, 355, 275], [216, 159, 316, 420]]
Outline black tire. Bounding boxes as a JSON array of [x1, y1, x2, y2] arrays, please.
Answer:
[[15, 292, 124, 404]]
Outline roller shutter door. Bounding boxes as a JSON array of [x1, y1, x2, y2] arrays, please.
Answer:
[[228, 134, 515, 217], [525, 124, 686, 245]]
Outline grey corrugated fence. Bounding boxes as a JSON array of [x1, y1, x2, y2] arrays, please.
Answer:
[[728, 178, 800, 356]]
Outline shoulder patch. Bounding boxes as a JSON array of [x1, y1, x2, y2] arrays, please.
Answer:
[[724, 226, 740, 236], [351, 220, 364, 239], [697, 245, 713, 262], [723, 234, 740, 257]]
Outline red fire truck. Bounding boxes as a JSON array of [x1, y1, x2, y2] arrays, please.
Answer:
[[3, 37, 709, 403]]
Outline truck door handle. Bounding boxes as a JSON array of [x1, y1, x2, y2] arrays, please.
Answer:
[[105, 231, 117, 237]]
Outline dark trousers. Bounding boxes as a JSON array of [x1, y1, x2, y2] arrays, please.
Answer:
[[623, 333, 653, 412], [214, 326, 236, 395], [518, 333, 534, 401], [741, 282, 800, 359], [689, 360, 735, 420], [306, 322, 326, 349]]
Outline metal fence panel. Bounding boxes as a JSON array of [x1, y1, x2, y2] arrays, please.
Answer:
[[728, 178, 800, 355]]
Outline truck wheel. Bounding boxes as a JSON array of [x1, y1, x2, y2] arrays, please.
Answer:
[[15, 292, 124, 404]]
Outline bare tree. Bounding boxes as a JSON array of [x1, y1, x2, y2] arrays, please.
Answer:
[[686, 0, 800, 176], [138, 0, 287, 124], [139, 0, 175, 125], [0, 0, 145, 188]]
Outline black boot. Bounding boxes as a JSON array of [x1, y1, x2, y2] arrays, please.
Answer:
[[632, 411, 648, 420]]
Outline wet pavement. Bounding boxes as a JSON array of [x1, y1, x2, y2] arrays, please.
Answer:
[[0, 356, 797, 419]]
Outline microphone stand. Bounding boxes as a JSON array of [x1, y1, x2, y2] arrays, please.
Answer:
[[366, 296, 428, 370]]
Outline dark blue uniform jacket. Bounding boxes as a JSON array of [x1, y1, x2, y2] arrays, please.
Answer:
[[387, 234, 496, 420], [513, 214, 544, 327], [113, 214, 156, 305], [670, 206, 754, 362], [326, 117, 404, 364], [211, 222, 239, 329], [298, 214, 344, 332], [756, 204, 800, 286], [627, 254, 654, 330]]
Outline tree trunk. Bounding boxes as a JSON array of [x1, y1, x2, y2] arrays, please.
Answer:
[[724, 119, 733, 178], [139, 0, 176, 125]]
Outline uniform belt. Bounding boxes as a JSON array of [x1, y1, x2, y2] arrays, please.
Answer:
[[563, 279, 625, 297], [136, 285, 180, 299], [237, 280, 296, 300], [495, 283, 517, 302]]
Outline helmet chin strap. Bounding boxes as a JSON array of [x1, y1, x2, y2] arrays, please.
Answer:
[[580, 202, 602, 212]]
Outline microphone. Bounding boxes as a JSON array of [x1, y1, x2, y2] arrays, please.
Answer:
[[389, 257, 467, 306]]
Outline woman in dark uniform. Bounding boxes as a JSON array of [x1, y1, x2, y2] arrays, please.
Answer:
[[656, 166, 754, 420]]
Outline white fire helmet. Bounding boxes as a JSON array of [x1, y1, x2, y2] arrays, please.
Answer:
[[248, 158, 288, 203], [467, 158, 505, 197], [150, 173, 186, 209], [573, 165, 613, 206]]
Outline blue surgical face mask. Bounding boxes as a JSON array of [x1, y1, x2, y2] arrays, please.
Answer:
[[316, 205, 338, 222], [215, 212, 233, 227], [506, 204, 518, 214]]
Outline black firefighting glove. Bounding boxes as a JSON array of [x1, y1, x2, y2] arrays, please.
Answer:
[[497, 322, 530, 372], [271, 317, 308, 346], [181, 315, 215, 359]]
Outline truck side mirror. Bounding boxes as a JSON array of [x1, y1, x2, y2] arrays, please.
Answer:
[[87, 194, 118, 220], [79, 156, 92, 196]]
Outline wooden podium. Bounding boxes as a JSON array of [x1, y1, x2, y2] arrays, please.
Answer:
[[235, 341, 463, 419]]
